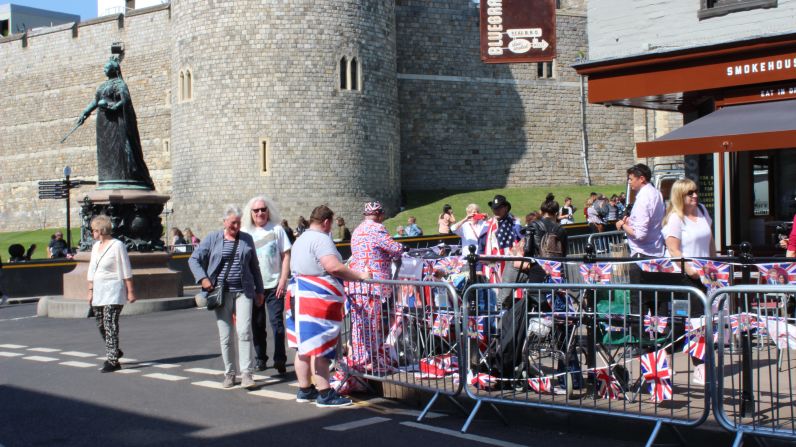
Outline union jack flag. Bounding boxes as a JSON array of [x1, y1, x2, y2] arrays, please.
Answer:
[[528, 376, 552, 394], [433, 256, 466, 276], [637, 258, 681, 273], [640, 350, 673, 402], [579, 263, 613, 284], [431, 312, 454, 338], [419, 354, 458, 378], [643, 310, 669, 335], [595, 368, 623, 400], [285, 275, 346, 359], [755, 263, 796, 285], [690, 259, 731, 293], [683, 334, 706, 361], [538, 260, 563, 283], [469, 372, 499, 390], [729, 312, 758, 334]]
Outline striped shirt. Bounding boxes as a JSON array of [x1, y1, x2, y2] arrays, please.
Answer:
[[221, 238, 243, 292]]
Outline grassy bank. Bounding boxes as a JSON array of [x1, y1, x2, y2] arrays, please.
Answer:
[[383, 184, 624, 236], [0, 228, 82, 261]]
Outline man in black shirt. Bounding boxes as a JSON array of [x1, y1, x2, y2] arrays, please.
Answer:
[[48, 232, 69, 258]]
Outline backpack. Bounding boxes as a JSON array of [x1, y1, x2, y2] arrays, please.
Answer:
[[534, 219, 564, 258]]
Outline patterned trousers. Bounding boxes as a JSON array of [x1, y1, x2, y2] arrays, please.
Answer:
[[348, 294, 386, 370], [94, 305, 123, 363]]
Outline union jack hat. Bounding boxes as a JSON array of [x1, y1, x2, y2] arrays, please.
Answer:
[[363, 201, 384, 215]]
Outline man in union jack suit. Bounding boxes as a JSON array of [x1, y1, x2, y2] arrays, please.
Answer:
[[345, 201, 404, 371]]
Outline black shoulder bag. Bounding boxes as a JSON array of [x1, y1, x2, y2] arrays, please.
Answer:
[[205, 236, 239, 311]]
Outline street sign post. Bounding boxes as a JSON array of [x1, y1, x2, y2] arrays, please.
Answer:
[[37, 169, 96, 253], [479, 0, 556, 64]]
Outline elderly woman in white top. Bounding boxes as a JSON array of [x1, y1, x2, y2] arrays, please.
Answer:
[[87, 215, 136, 373], [450, 203, 488, 254], [662, 178, 716, 279]]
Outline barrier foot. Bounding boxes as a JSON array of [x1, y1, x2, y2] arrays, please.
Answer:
[[417, 391, 440, 422], [443, 394, 469, 416], [670, 425, 687, 446], [644, 420, 663, 447], [731, 431, 743, 447], [461, 400, 482, 433]]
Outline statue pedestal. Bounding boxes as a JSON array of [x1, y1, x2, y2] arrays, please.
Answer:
[[63, 251, 183, 301]]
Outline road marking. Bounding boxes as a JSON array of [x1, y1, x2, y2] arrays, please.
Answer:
[[115, 369, 141, 374], [119, 358, 139, 363], [192, 380, 237, 390], [0, 351, 24, 357], [0, 344, 27, 349], [392, 409, 446, 419], [62, 351, 97, 358], [0, 316, 37, 322], [60, 361, 96, 368], [27, 347, 60, 353], [151, 363, 181, 369], [248, 389, 296, 400], [324, 417, 391, 431], [401, 422, 528, 447], [287, 381, 299, 387], [23, 356, 59, 362], [185, 368, 225, 375], [143, 373, 188, 381]]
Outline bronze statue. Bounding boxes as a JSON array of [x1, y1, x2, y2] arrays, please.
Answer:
[[72, 56, 154, 190]]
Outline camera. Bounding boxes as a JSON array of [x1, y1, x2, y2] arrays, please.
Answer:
[[472, 213, 487, 221]]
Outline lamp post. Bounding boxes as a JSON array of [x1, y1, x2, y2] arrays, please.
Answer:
[[63, 166, 72, 253]]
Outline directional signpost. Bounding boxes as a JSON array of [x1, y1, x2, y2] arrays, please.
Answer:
[[479, 0, 556, 64], [37, 167, 96, 253]]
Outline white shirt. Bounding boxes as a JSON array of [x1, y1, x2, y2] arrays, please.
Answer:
[[663, 206, 713, 258], [87, 239, 133, 306], [453, 220, 488, 254], [627, 183, 666, 256], [244, 222, 292, 289]]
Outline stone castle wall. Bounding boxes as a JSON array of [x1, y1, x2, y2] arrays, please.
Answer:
[[0, 0, 638, 235], [0, 6, 172, 232], [395, 1, 635, 190]]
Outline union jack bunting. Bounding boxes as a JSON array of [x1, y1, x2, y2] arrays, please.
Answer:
[[595, 368, 623, 400], [579, 263, 613, 284], [469, 372, 499, 390], [538, 260, 563, 283], [683, 334, 706, 361], [640, 350, 673, 402], [419, 354, 458, 377], [528, 376, 552, 394], [431, 312, 454, 338], [690, 259, 731, 294], [285, 275, 346, 359], [764, 317, 796, 350], [729, 312, 758, 334], [643, 310, 669, 335], [755, 263, 796, 285], [637, 258, 681, 273]]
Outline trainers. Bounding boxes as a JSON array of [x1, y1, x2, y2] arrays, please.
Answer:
[[315, 389, 352, 408], [222, 374, 236, 388], [100, 361, 121, 373], [296, 385, 319, 403], [254, 360, 267, 372], [241, 373, 256, 390], [274, 361, 287, 375]]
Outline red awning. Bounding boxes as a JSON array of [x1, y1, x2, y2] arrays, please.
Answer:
[[637, 99, 796, 157]]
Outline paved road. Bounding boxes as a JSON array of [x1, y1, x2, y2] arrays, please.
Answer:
[[0, 302, 731, 447]]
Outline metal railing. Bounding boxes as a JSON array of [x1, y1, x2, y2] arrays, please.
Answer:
[[711, 285, 796, 447], [460, 282, 712, 446]]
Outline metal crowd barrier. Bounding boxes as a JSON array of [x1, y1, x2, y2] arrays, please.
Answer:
[[567, 230, 628, 258], [336, 278, 466, 421], [460, 282, 712, 446], [711, 285, 796, 447]]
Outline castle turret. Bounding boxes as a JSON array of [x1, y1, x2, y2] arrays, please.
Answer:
[[170, 0, 400, 234]]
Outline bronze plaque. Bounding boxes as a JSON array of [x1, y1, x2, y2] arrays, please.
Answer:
[[480, 0, 556, 64]]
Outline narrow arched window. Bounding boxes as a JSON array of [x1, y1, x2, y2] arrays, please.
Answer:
[[350, 57, 359, 91], [185, 70, 192, 99], [179, 71, 185, 101], [339, 57, 348, 90]]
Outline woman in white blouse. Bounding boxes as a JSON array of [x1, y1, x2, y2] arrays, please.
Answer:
[[662, 179, 716, 279], [87, 215, 136, 373], [450, 203, 488, 254]]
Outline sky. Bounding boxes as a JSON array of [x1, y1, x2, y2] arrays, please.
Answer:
[[9, 1, 97, 21]]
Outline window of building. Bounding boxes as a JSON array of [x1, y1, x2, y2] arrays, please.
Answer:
[[699, 0, 777, 20], [179, 69, 193, 102], [349, 57, 359, 91], [1, 20, 9, 37], [163, 139, 170, 154], [339, 57, 348, 90], [537, 60, 555, 79], [259, 139, 269, 174]]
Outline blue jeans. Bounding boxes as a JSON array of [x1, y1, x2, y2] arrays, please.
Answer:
[[252, 288, 286, 364]]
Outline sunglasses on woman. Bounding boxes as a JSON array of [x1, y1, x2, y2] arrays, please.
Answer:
[[685, 190, 698, 196], [252, 207, 268, 214]]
